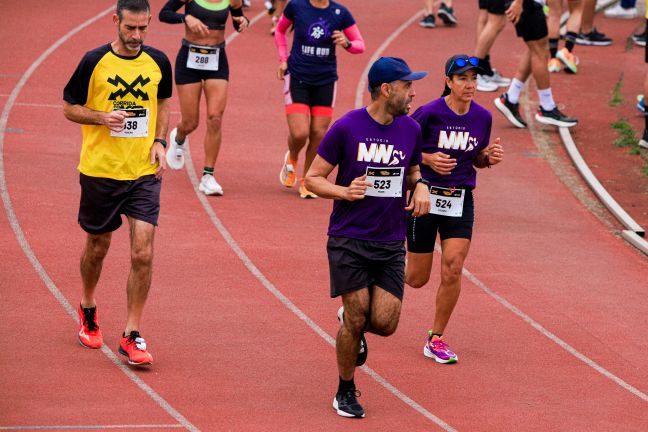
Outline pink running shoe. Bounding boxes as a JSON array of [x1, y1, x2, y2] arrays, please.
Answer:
[[423, 331, 458, 364]]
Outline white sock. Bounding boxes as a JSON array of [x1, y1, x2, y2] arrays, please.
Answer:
[[538, 88, 556, 111], [506, 78, 525, 104]]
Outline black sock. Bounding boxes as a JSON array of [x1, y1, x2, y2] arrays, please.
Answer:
[[478, 57, 493, 76], [431, 332, 443, 339], [565, 32, 577, 52], [203, 167, 214, 177], [549, 38, 559, 58], [338, 376, 355, 393]]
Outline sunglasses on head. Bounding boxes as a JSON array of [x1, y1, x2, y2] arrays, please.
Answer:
[[446, 56, 479, 75]]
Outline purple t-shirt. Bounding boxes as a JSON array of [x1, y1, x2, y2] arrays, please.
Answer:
[[284, 0, 355, 85], [318, 108, 423, 241], [411, 98, 492, 188]]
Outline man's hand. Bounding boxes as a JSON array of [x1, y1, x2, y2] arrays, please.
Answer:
[[151, 141, 167, 179], [422, 152, 457, 175], [344, 175, 372, 201], [104, 110, 128, 132], [505, 0, 523, 24], [485, 137, 504, 166]]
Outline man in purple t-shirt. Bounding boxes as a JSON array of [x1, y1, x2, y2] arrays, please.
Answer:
[[305, 57, 429, 419]]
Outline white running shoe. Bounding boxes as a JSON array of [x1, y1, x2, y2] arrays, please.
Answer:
[[166, 128, 185, 170], [199, 174, 224, 196], [604, 4, 637, 18], [476, 74, 499, 92], [489, 69, 511, 87]]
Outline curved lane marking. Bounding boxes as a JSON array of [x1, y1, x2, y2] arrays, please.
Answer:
[[180, 7, 456, 432]]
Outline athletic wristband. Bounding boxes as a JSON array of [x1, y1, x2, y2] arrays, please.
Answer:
[[230, 6, 248, 32], [415, 178, 430, 188], [154, 138, 167, 149]]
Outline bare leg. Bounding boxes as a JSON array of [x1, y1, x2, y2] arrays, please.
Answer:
[[80, 232, 112, 308], [124, 217, 156, 334], [203, 79, 228, 169], [175, 82, 202, 143], [286, 113, 310, 162], [337, 289, 369, 380], [432, 238, 470, 334], [304, 115, 332, 175], [405, 251, 434, 289], [528, 38, 551, 90]]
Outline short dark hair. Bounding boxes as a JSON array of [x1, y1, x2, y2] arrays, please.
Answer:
[[116, 0, 150, 20]]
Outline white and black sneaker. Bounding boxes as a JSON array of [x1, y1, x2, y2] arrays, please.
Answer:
[[638, 129, 648, 149], [333, 388, 365, 418], [535, 107, 578, 128], [166, 128, 185, 170], [419, 14, 436, 28], [437, 3, 457, 25], [337, 306, 367, 366], [494, 93, 527, 128]]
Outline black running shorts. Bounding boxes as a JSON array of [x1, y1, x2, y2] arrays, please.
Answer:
[[479, 0, 507, 15], [284, 74, 336, 108], [327, 237, 405, 301], [78, 173, 161, 235], [407, 189, 475, 254], [175, 43, 229, 85], [515, 0, 548, 42]]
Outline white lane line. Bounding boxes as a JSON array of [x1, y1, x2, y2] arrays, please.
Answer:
[[462, 265, 648, 403], [0, 425, 183, 430], [0, 6, 199, 432], [356, 3, 648, 408], [176, 8, 455, 432]]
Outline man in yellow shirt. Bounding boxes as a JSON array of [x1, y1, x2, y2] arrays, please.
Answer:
[[63, 0, 172, 366]]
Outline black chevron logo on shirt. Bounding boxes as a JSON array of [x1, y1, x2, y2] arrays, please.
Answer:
[[107, 74, 150, 100]]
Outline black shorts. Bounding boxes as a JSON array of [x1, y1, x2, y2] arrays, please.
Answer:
[[175, 41, 229, 85], [78, 173, 161, 235], [407, 189, 475, 253], [515, 0, 548, 42], [327, 237, 406, 301], [479, 0, 506, 15], [284, 74, 336, 108], [645, 19, 648, 63]]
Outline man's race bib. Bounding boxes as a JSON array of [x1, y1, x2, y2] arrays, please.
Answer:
[[365, 166, 404, 198], [187, 45, 219, 71], [111, 108, 149, 138], [429, 186, 464, 217]]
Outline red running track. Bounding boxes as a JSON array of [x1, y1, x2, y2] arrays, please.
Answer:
[[1, 1, 647, 430]]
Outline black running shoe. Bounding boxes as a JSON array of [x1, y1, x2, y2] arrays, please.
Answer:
[[494, 93, 527, 128], [639, 129, 648, 149], [575, 27, 612, 46], [535, 107, 578, 128], [632, 31, 646, 47], [333, 388, 365, 418], [437, 3, 457, 25], [337, 306, 368, 366], [419, 14, 436, 28]]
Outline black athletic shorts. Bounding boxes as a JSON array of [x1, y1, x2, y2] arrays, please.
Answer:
[[327, 236, 405, 301], [175, 41, 229, 85], [479, 0, 506, 15], [284, 73, 336, 108], [515, 0, 548, 42], [407, 189, 475, 253], [78, 173, 161, 235]]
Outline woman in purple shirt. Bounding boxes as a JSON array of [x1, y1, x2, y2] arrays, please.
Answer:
[[406, 54, 504, 364]]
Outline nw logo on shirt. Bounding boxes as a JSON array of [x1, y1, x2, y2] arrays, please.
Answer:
[[357, 142, 406, 166], [107, 74, 150, 101], [437, 130, 478, 152]]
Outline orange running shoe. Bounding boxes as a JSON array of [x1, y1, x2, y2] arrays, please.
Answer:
[[279, 151, 297, 187], [299, 178, 318, 199], [78, 303, 103, 349], [556, 48, 578, 74], [119, 331, 153, 366], [547, 58, 562, 73]]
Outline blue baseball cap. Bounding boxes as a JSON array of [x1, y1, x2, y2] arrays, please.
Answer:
[[367, 57, 428, 92]]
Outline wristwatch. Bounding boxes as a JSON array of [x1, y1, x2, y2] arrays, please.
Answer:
[[415, 178, 430, 188], [153, 138, 167, 148]]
